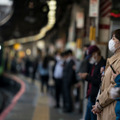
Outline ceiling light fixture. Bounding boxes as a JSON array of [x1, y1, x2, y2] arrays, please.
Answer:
[[4, 0, 57, 46]]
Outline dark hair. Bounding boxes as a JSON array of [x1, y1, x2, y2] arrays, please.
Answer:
[[88, 45, 99, 55], [54, 50, 61, 55], [84, 44, 90, 48], [61, 52, 66, 57], [112, 29, 120, 41], [96, 50, 101, 56], [66, 49, 73, 55]]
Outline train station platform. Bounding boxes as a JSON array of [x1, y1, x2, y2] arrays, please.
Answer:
[[2, 74, 81, 120]]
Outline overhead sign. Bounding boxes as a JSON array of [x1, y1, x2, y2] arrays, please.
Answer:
[[89, 0, 99, 17], [76, 12, 84, 28]]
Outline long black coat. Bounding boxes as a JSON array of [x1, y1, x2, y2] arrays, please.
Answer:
[[62, 59, 76, 110], [62, 59, 76, 85], [86, 57, 106, 103]]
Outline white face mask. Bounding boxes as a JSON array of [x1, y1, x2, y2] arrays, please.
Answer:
[[108, 39, 116, 53], [89, 57, 96, 64]]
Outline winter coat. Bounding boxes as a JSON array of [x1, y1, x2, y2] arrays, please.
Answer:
[[62, 59, 76, 85], [97, 51, 120, 120], [86, 57, 106, 103]]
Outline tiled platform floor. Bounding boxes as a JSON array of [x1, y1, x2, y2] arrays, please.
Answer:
[[5, 74, 81, 120]]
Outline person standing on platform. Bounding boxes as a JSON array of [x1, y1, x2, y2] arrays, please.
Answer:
[[62, 49, 76, 113], [53, 52, 64, 108], [92, 29, 120, 120], [38, 55, 49, 94], [79, 45, 106, 120]]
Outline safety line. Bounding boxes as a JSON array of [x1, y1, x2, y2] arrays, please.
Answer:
[[0, 74, 26, 120]]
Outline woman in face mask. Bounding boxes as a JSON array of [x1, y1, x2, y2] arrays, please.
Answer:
[[109, 34, 120, 53], [92, 29, 120, 120]]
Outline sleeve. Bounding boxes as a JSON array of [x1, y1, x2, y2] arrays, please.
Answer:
[[79, 59, 89, 73], [98, 65, 120, 108], [97, 83, 115, 108], [86, 73, 101, 86], [67, 61, 76, 83]]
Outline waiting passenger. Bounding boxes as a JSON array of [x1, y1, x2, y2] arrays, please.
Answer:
[[62, 50, 76, 113], [38, 56, 49, 94], [92, 29, 120, 120], [53, 51, 64, 108], [79, 45, 106, 120]]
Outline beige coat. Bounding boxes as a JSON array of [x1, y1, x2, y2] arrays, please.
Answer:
[[97, 51, 120, 120]]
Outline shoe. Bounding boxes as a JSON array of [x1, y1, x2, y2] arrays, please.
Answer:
[[63, 108, 72, 113]]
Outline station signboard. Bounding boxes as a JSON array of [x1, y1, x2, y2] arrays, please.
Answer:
[[76, 12, 84, 28], [89, 0, 99, 17]]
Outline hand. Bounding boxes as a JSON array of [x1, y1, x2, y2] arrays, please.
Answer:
[[112, 71, 119, 80], [101, 76, 104, 81], [78, 73, 88, 79], [100, 67, 105, 74], [92, 103, 101, 115], [74, 83, 81, 88], [73, 65, 76, 70]]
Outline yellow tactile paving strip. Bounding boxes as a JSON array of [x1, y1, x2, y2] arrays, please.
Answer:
[[32, 80, 50, 120]]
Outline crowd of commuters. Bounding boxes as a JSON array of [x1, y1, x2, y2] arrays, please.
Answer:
[[53, 50, 77, 112], [4, 29, 120, 120]]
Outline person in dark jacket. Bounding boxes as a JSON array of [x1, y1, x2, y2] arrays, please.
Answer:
[[79, 45, 106, 120], [32, 49, 41, 83], [62, 49, 76, 113], [110, 72, 120, 120], [38, 56, 49, 94], [32, 56, 40, 83], [75, 44, 91, 114]]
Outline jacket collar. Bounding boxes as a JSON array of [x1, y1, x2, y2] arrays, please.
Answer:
[[108, 49, 120, 65]]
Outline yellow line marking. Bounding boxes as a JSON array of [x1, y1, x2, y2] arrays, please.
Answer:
[[32, 80, 50, 120]]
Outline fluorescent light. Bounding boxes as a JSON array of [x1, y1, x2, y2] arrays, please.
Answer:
[[0, 0, 13, 6], [4, 0, 57, 46], [48, 11, 56, 16], [48, 1, 56, 6], [49, 6, 57, 10], [37, 40, 45, 49]]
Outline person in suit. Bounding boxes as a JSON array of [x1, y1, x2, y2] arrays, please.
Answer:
[[62, 49, 76, 113]]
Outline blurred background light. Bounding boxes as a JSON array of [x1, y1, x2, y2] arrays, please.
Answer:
[[13, 43, 22, 51], [37, 40, 45, 49], [0, 0, 13, 6], [26, 49, 31, 55]]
